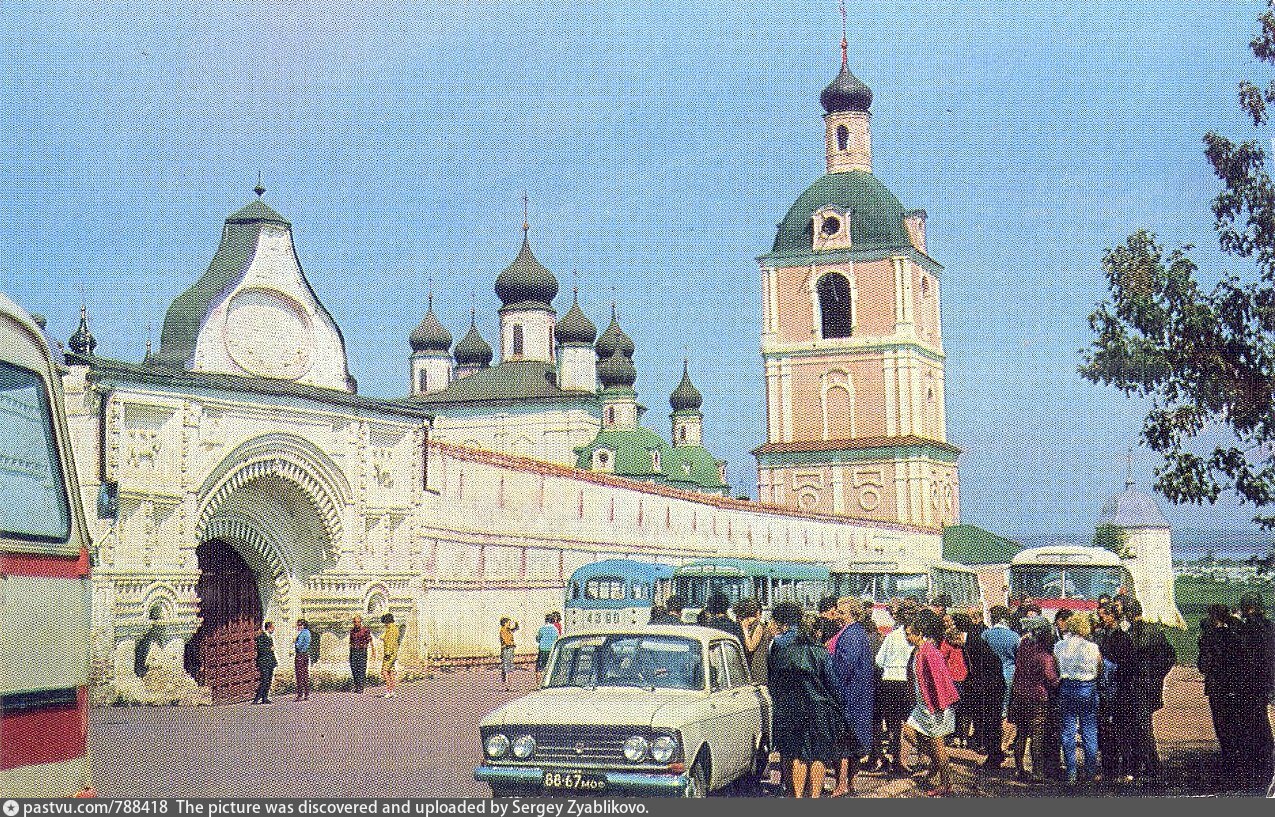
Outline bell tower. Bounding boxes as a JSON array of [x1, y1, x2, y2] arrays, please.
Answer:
[[752, 33, 960, 530]]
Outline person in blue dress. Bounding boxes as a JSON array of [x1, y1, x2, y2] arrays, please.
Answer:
[[829, 597, 875, 796]]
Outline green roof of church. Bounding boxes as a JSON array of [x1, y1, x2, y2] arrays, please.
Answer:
[[941, 524, 1022, 565], [413, 359, 584, 405], [575, 427, 728, 494], [768, 170, 911, 259]]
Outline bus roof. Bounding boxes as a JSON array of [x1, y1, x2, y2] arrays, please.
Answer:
[[1010, 544, 1124, 567], [829, 559, 978, 575], [568, 559, 675, 583], [674, 557, 830, 580]]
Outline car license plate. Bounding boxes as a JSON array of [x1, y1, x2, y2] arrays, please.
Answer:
[[542, 770, 607, 792]]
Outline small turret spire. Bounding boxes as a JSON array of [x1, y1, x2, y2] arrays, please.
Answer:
[[521, 191, 530, 236], [68, 303, 96, 356], [839, 0, 848, 68], [254, 171, 265, 198], [1126, 447, 1135, 489]]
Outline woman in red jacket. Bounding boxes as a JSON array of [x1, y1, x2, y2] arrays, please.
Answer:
[[902, 609, 961, 797]]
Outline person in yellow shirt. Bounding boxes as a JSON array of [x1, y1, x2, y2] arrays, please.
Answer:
[[499, 617, 519, 691], [381, 612, 400, 698]]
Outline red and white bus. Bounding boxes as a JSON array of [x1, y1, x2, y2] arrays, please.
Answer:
[[1008, 544, 1133, 621], [0, 293, 96, 797], [829, 559, 983, 632]]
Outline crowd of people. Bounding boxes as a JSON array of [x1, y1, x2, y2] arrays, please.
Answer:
[[651, 589, 1274, 797]]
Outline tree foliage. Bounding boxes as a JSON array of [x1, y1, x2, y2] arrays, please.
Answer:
[[1081, 3, 1275, 529], [1093, 523, 1131, 559]]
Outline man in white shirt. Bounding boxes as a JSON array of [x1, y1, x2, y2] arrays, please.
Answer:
[[875, 599, 918, 774]]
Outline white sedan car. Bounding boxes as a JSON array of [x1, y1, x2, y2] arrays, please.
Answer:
[[474, 625, 772, 797]]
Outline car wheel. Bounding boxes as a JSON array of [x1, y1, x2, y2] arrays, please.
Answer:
[[683, 759, 708, 798]]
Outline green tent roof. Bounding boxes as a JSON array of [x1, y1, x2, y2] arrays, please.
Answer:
[[942, 524, 1022, 565], [574, 427, 728, 495]]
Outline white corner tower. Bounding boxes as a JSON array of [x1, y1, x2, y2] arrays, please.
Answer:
[[1098, 477, 1185, 628]]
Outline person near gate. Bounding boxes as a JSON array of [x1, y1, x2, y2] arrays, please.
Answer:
[[349, 615, 372, 694], [252, 621, 277, 704], [293, 619, 312, 701], [499, 617, 519, 691], [381, 612, 401, 698], [536, 613, 559, 686]]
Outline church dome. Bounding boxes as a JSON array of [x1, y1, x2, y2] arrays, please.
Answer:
[[598, 351, 637, 389], [1098, 481, 1169, 529], [453, 316, 493, 368], [820, 65, 873, 114], [670, 361, 703, 412], [595, 309, 635, 359], [495, 236, 558, 309], [68, 305, 96, 356], [771, 170, 910, 257], [556, 291, 597, 345], [409, 297, 452, 353]]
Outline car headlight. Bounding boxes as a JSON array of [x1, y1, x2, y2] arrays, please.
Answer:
[[485, 733, 510, 758], [512, 735, 537, 759], [623, 735, 650, 762], [650, 735, 677, 764]]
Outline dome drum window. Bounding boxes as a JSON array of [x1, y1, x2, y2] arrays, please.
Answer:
[[836, 124, 849, 152], [650, 450, 661, 471], [592, 449, 614, 473], [811, 206, 850, 251]]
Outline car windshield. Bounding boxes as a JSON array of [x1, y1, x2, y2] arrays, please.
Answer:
[[545, 634, 704, 691]]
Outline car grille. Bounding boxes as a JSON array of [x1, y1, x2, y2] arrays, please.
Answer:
[[490, 725, 672, 766]]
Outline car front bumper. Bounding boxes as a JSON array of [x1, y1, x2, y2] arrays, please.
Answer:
[[474, 765, 690, 796]]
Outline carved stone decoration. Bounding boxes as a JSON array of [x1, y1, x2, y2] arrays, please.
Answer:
[[853, 468, 884, 511], [126, 428, 162, 469], [371, 448, 395, 488]]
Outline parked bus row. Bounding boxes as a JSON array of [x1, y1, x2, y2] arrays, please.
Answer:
[[565, 546, 1136, 635]]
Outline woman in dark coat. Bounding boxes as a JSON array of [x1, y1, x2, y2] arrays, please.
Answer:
[[768, 600, 846, 797], [1009, 617, 1059, 782]]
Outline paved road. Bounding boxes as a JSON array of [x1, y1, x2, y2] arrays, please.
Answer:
[[90, 665, 1271, 798], [91, 667, 525, 797]]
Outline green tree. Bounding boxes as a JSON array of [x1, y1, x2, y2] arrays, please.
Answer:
[[1081, 3, 1275, 529], [1093, 523, 1131, 559]]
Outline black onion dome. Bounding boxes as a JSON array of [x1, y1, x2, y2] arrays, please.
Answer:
[[595, 308, 635, 359], [556, 291, 597, 345], [670, 361, 703, 412], [598, 351, 637, 389], [453, 316, 493, 367], [820, 65, 873, 113], [495, 236, 558, 308], [409, 297, 453, 353], [68, 305, 96, 355]]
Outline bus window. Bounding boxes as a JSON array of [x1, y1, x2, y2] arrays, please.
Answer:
[[0, 360, 71, 543], [585, 577, 626, 600]]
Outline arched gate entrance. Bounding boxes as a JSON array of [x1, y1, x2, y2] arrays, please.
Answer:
[[186, 540, 262, 703]]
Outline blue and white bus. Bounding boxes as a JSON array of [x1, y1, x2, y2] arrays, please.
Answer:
[[672, 558, 831, 622], [564, 559, 675, 630]]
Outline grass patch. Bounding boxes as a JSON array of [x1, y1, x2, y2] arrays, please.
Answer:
[[1166, 575, 1275, 665]]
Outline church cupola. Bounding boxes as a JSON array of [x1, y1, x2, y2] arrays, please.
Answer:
[[556, 287, 597, 392], [670, 360, 704, 447], [596, 306, 639, 429], [821, 35, 872, 174], [409, 294, 453, 395], [67, 304, 96, 357], [495, 200, 558, 364], [453, 309, 493, 379]]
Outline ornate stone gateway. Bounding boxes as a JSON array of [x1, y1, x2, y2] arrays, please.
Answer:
[[187, 540, 261, 703]]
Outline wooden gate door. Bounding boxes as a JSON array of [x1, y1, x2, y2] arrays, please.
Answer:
[[190, 539, 262, 703]]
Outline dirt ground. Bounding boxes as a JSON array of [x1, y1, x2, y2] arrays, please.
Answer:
[[837, 666, 1274, 798]]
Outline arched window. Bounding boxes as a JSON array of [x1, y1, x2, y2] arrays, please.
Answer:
[[679, 426, 687, 442], [512, 324, 524, 356], [418, 369, 427, 393], [605, 406, 615, 425], [836, 124, 849, 151], [816, 273, 853, 338]]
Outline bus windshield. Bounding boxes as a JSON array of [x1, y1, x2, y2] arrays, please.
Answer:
[[1010, 565, 1125, 600], [0, 360, 70, 542], [675, 576, 750, 608], [832, 572, 929, 604]]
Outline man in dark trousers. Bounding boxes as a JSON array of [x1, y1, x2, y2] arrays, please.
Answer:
[[349, 615, 372, 694], [1114, 599, 1175, 787], [252, 621, 277, 704], [1235, 592, 1274, 790], [1094, 602, 1133, 782], [957, 610, 1007, 770]]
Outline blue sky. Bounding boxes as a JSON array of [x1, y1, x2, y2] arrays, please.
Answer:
[[2, 1, 1270, 543]]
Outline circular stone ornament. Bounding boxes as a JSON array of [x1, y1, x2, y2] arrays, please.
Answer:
[[224, 288, 315, 380]]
